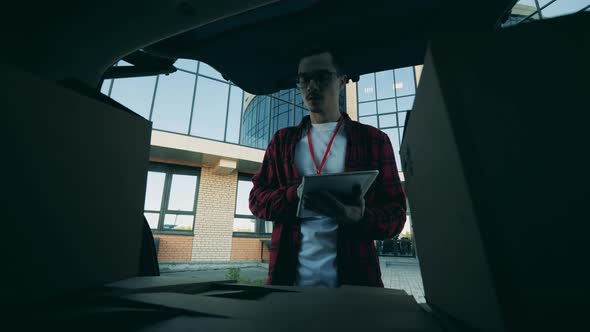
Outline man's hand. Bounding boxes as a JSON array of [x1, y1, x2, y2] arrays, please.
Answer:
[[303, 184, 365, 224]]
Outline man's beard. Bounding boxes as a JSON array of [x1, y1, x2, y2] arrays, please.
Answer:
[[309, 106, 323, 113], [307, 95, 323, 113]]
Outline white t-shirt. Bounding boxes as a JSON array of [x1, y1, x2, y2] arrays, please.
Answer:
[[294, 121, 347, 287]]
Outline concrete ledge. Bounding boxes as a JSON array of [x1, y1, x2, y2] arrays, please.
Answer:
[[160, 260, 269, 273]]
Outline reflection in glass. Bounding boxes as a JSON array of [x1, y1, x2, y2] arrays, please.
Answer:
[[198, 62, 224, 80], [360, 115, 378, 128], [383, 128, 403, 168], [226, 85, 243, 143], [397, 96, 415, 112], [295, 106, 305, 124], [357, 73, 376, 102], [541, 0, 590, 18], [236, 180, 254, 216], [398, 111, 408, 127], [242, 96, 271, 149], [144, 171, 166, 210], [100, 79, 112, 95], [383, 128, 400, 149], [358, 101, 377, 116], [394, 67, 416, 97], [377, 99, 396, 114], [264, 221, 273, 233], [379, 113, 397, 128], [163, 214, 194, 231], [174, 59, 198, 72], [151, 71, 196, 134], [144, 213, 160, 229], [400, 214, 413, 237], [516, 0, 537, 7], [191, 77, 229, 140], [295, 91, 304, 106], [109, 76, 156, 120], [233, 218, 256, 232], [376, 70, 395, 99], [167, 174, 197, 211]]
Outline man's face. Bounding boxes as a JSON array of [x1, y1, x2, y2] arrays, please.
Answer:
[[297, 52, 345, 114]]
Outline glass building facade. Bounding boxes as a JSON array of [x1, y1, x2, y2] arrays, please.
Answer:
[[357, 66, 417, 170], [241, 87, 347, 149], [502, 0, 589, 27], [101, 59, 346, 151]]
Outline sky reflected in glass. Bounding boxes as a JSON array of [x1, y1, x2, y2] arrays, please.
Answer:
[[226, 85, 244, 143], [144, 171, 166, 210], [394, 67, 416, 97], [233, 218, 256, 232], [191, 77, 229, 140], [236, 180, 254, 216], [174, 59, 198, 73], [163, 214, 194, 231], [167, 174, 198, 211], [357, 73, 376, 102], [109, 76, 156, 120], [198, 62, 225, 80], [151, 71, 195, 134], [376, 70, 395, 99], [358, 101, 377, 116], [377, 98, 396, 115]]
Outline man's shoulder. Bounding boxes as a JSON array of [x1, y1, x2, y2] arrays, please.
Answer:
[[270, 125, 301, 144], [275, 125, 299, 136]]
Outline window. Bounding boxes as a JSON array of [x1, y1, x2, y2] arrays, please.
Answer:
[[358, 101, 377, 117], [234, 174, 273, 235], [394, 67, 416, 97], [191, 77, 229, 140], [376, 70, 395, 99], [174, 59, 198, 73], [151, 71, 196, 134], [226, 85, 244, 143], [198, 62, 225, 80], [108, 76, 156, 120], [143, 163, 200, 233], [357, 73, 376, 102]]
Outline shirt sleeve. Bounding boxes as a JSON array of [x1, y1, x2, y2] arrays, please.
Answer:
[[343, 132, 407, 240], [249, 133, 299, 223]]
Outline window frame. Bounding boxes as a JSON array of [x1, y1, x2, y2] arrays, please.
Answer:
[[144, 162, 201, 235], [233, 173, 273, 237]]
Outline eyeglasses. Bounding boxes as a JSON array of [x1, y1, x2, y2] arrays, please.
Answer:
[[296, 70, 339, 89]]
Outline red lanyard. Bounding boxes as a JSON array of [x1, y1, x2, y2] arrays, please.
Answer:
[[307, 115, 345, 175]]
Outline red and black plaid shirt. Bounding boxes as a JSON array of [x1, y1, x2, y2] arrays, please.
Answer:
[[249, 113, 407, 287]]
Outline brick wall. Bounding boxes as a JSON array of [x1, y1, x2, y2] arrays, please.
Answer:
[[154, 234, 193, 262], [191, 167, 237, 261], [231, 237, 271, 261]]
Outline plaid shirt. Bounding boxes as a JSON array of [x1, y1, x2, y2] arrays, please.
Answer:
[[249, 113, 407, 287]]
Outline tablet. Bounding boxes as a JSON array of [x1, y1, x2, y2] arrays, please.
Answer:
[[296, 170, 379, 218]]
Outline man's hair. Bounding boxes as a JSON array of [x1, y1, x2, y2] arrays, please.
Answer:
[[299, 47, 344, 74]]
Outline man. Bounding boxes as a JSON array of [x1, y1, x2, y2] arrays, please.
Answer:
[[249, 49, 406, 287]]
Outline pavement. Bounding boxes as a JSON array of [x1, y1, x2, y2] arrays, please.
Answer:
[[378, 256, 425, 303], [161, 255, 425, 303]]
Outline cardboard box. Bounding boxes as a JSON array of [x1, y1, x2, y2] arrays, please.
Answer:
[[1, 64, 151, 308], [400, 12, 590, 332]]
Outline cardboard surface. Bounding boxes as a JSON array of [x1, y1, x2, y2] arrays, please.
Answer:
[[17, 278, 446, 331], [401, 13, 590, 332], [2, 64, 151, 308], [120, 285, 443, 331]]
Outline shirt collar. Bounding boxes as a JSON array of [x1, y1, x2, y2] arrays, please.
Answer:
[[297, 112, 354, 138]]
